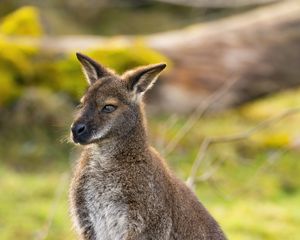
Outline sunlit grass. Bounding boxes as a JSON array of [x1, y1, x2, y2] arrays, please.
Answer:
[[211, 194, 300, 240]]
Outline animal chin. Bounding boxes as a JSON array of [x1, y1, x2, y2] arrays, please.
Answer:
[[72, 133, 92, 145]]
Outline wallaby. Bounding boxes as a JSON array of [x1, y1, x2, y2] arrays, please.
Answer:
[[69, 52, 226, 240]]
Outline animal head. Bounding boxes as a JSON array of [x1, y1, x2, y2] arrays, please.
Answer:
[[71, 53, 166, 145]]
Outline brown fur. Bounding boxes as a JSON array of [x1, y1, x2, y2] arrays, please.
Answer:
[[69, 53, 226, 240]]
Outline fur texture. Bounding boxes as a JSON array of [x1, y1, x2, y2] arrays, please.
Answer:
[[69, 53, 226, 240]]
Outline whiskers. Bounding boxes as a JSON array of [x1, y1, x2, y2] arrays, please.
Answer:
[[59, 133, 73, 144]]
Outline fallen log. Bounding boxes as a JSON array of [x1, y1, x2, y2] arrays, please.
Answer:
[[6, 0, 300, 113], [146, 0, 300, 113], [153, 0, 280, 8]]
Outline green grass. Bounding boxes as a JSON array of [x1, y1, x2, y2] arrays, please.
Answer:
[[1, 166, 299, 240], [0, 168, 75, 240], [2, 88, 300, 239], [211, 193, 300, 240]]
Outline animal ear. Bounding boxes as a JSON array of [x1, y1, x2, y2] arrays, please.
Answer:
[[124, 63, 166, 99], [76, 52, 110, 85]]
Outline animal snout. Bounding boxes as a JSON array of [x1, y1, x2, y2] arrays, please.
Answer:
[[71, 123, 89, 144], [72, 123, 87, 136]]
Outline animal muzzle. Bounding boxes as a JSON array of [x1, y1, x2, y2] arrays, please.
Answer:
[[71, 123, 89, 144]]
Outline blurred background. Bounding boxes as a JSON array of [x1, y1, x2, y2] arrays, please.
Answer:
[[1, 0, 300, 239]]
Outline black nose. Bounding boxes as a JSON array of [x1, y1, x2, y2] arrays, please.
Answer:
[[72, 123, 87, 137]]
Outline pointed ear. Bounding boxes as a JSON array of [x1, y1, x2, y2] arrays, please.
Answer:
[[76, 52, 111, 85], [124, 63, 166, 98]]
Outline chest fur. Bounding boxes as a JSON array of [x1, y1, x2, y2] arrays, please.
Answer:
[[71, 163, 129, 240]]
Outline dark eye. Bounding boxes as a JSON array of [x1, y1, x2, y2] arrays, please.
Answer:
[[101, 105, 117, 113]]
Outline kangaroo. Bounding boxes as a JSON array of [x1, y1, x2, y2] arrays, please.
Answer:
[[69, 52, 226, 240]]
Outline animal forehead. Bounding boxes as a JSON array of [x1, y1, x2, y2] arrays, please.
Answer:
[[83, 77, 128, 103]]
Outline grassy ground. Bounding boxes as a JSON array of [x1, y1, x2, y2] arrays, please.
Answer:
[[1, 88, 300, 239], [1, 167, 299, 240]]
